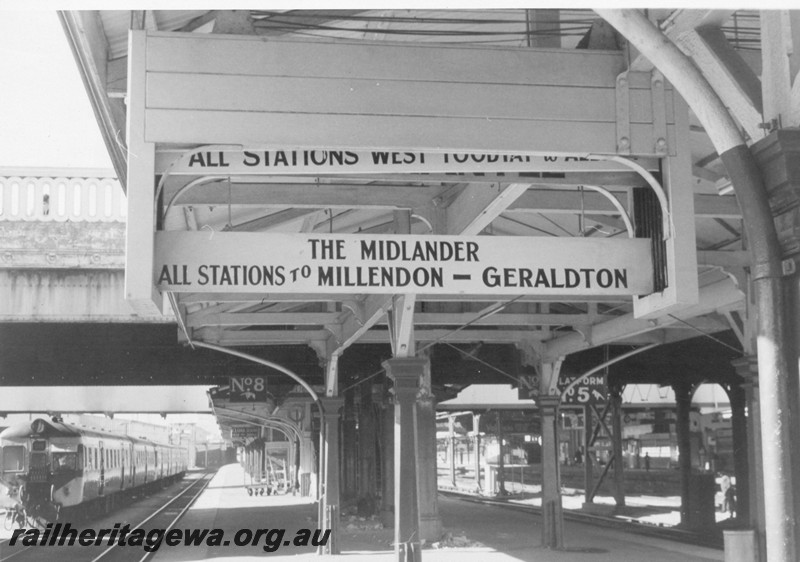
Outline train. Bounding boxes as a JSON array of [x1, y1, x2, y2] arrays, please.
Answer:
[[0, 417, 188, 521]]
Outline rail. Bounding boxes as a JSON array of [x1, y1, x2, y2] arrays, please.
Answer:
[[91, 471, 214, 562], [0, 472, 213, 562]]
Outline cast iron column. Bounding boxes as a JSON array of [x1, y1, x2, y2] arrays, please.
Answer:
[[320, 396, 344, 555], [539, 395, 563, 548], [416, 381, 442, 541], [734, 356, 766, 561], [448, 415, 457, 487], [356, 381, 378, 514], [384, 357, 425, 562], [380, 388, 395, 528], [342, 389, 358, 501], [673, 383, 693, 526], [610, 385, 625, 507], [583, 404, 593, 505], [727, 381, 749, 523], [496, 410, 507, 495], [473, 413, 482, 491]]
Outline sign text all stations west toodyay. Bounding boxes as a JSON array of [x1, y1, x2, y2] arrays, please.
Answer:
[[160, 149, 659, 175], [154, 232, 654, 296]]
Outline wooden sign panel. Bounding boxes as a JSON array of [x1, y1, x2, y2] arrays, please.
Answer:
[[158, 149, 659, 175], [155, 232, 653, 297]]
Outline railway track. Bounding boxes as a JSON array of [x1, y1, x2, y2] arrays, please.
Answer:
[[438, 488, 725, 550], [0, 472, 214, 562]]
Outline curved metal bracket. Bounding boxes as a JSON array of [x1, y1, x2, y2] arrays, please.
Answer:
[[192, 340, 321, 405], [154, 144, 244, 224], [588, 154, 671, 240], [559, 342, 658, 404], [579, 185, 635, 238]]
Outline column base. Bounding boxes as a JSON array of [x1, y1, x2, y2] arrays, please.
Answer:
[[418, 514, 442, 542], [380, 508, 395, 529]]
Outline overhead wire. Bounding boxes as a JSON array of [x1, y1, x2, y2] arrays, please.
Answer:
[[249, 10, 596, 40], [666, 314, 743, 355], [338, 295, 526, 394]]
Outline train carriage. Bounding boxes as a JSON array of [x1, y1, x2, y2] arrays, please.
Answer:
[[0, 418, 187, 520]]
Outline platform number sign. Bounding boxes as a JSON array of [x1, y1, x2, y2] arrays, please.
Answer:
[[517, 373, 606, 406], [559, 374, 607, 405], [229, 376, 266, 402]]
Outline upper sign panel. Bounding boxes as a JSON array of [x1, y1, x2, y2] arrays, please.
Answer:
[[137, 31, 674, 156]]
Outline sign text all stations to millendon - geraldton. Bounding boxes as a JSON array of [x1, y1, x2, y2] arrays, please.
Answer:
[[154, 232, 654, 296], [160, 149, 659, 175]]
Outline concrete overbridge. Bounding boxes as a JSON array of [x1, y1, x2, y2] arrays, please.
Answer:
[[3, 7, 800, 562]]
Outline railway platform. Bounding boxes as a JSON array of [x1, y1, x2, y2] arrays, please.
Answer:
[[437, 466, 732, 530], [153, 464, 723, 561]]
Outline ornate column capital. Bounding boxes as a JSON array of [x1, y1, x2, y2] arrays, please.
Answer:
[[538, 394, 560, 415], [731, 355, 759, 388], [320, 396, 344, 419], [383, 357, 427, 401]]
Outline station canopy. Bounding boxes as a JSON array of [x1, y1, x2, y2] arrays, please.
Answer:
[[61, 9, 754, 401]]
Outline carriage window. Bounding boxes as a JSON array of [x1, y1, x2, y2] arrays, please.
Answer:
[[2, 446, 24, 471], [53, 452, 77, 471], [77, 445, 84, 470]]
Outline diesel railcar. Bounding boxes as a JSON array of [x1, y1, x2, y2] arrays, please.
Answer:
[[0, 418, 187, 520]]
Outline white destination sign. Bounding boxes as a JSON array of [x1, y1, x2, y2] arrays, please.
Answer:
[[154, 232, 654, 297], [158, 149, 658, 175]]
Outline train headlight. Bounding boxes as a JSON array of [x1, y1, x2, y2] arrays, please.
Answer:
[[31, 419, 46, 434]]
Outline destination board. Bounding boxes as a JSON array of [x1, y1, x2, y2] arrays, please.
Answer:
[[157, 149, 659, 175], [154, 232, 653, 296], [231, 426, 260, 440]]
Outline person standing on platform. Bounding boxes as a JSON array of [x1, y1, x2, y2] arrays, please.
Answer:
[[720, 474, 734, 516], [644, 452, 650, 471]]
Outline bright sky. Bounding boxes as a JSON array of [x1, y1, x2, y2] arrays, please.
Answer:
[[0, 11, 111, 169]]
